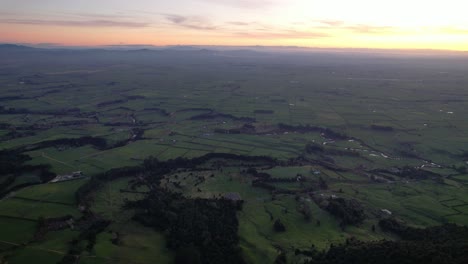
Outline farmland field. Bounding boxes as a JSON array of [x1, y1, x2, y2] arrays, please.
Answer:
[[1, 45, 468, 263]]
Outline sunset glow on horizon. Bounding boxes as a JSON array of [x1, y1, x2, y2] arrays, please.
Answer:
[[1, 0, 468, 51]]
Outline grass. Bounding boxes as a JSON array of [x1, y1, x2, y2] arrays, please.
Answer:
[[34, 229, 80, 252], [14, 178, 88, 204], [2, 247, 64, 264], [0, 218, 36, 244], [9, 172, 42, 189], [2, 49, 468, 263], [165, 165, 398, 262], [0, 198, 80, 220], [93, 223, 173, 264], [91, 177, 145, 221]]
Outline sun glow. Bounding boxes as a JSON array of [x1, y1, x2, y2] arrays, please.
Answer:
[[0, 0, 467, 50]]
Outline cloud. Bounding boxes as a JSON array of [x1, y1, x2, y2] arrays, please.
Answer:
[[345, 24, 395, 34], [0, 18, 150, 28], [312, 19, 397, 34], [200, 0, 277, 9], [163, 13, 328, 38], [235, 29, 329, 39], [227, 21, 253, 26], [438, 26, 468, 34], [61, 12, 136, 20], [316, 20, 345, 27], [164, 14, 217, 30], [165, 14, 187, 24]]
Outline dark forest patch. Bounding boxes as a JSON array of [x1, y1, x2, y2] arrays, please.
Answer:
[[300, 220, 468, 264], [130, 191, 244, 264], [254, 109, 274, 114], [190, 112, 255, 123], [143, 107, 170, 116], [370, 124, 394, 132], [97, 99, 128, 108]]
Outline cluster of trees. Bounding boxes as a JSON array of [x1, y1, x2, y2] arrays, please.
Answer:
[[15, 129, 146, 154], [2, 165, 54, 193], [57, 214, 110, 264], [96, 99, 128, 107], [0, 96, 24, 102], [279, 123, 323, 134], [124, 95, 146, 100], [305, 143, 325, 154], [77, 153, 277, 206], [302, 220, 468, 264], [395, 166, 441, 180], [129, 188, 245, 264], [323, 198, 366, 227], [304, 238, 468, 264], [1, 130, 35, 140], [251, 180, 278, 192], [305, 143, 360, 158], [371, 166, 442, 181], [461, 151, 468, 159], [251, 177, 301, 194], [318, 177, 328, 190], [174, 153, 276, 170], [245, 168, 300, 183], [213, 124, 259, 135], [247, 167, 306, 194], [298, 200, 312, 221], [73, 153, 279, 261], [143, 107, 170, 116], [35, 215, 73, 241], [78, 217, 111, 251], [212, 122, 350, 141], [379, 218, 468, 242], [273, 219, 286, 232], [325, 148, 360, 157], [370, 124, 394, 131], [18, 136, 108, 152], [452, 165, 467, 174], [0, 105, 83, 118], [254, 109, 274, 114], [75, 165, 143, 205], [0, 150, 56, 198], [321, 128, 349, 140], [176, 107, 213, 113], [214, 128, 242, 134], [79, 152, 286, 263], [277, 123, 349, 140], [190, 111, 255, 123], [244, 167, 271, 178], [0, 150, 31, 175]]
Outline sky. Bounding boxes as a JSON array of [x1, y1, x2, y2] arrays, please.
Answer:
[[1, 0, 467, 50]]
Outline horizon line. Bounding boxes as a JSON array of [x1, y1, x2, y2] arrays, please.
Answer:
[[2, 42, 468, 54]]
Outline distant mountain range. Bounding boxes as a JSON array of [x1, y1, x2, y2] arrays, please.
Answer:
[[0, 43, 467, 57], [0, 44, 39, 50]]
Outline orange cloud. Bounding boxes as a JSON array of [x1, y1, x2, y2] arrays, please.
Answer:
[[0, 18, 149, 28], [164, 14, 217, 30]]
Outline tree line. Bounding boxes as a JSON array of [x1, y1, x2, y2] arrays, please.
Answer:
[[300, 219, 468, 264]]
